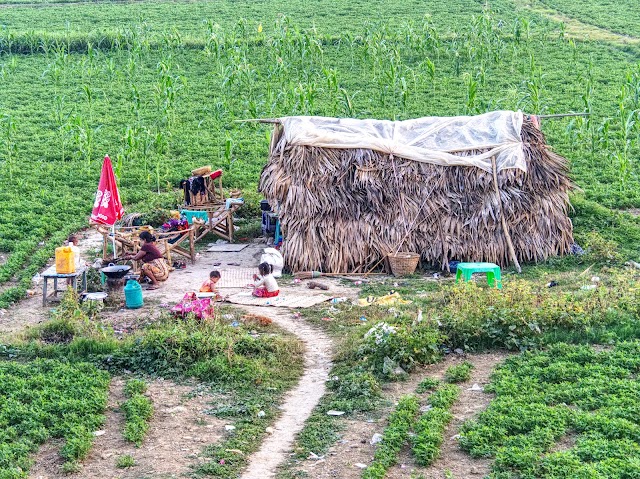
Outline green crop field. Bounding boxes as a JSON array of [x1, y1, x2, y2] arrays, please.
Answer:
[[0, 0, 639, 306]]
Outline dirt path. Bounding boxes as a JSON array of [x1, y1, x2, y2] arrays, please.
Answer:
[[523, 0, 640, 46], [239, 306, 333, 479], [29, 377, 225, 478]]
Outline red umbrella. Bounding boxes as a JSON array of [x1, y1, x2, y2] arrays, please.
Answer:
[[91, 155, 124, 225]]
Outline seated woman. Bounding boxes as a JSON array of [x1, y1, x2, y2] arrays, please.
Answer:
[[122, 231, 169, 290]]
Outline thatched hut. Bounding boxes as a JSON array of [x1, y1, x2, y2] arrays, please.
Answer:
[[259, 111, 573, 273]]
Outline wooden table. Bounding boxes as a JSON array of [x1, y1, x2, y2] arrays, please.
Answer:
[[42, 266, 87, 306]]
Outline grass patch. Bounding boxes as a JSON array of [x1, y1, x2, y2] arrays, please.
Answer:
[[0, 358, 109, 476]]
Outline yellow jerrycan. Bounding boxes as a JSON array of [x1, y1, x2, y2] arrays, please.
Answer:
[[55, 246, 76, 274]]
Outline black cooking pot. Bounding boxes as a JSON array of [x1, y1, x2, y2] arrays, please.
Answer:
[[101, 264, 132, 279]]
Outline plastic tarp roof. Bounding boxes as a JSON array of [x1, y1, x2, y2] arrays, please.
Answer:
[[279, 110, 526, 173]]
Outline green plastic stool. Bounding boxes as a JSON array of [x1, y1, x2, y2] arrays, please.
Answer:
[[455, 262, 503, 289]]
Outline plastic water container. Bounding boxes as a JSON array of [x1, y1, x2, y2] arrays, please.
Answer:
[[55, 246, 76, 274], [124, 280, 143, 309]]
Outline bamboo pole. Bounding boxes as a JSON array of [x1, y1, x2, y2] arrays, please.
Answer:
[[491, 156, 521, 273]]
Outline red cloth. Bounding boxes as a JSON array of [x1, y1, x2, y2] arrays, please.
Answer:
[[90, 156, 124, 225], [252, 288, 279, 298], [140, 243, 163, 262]]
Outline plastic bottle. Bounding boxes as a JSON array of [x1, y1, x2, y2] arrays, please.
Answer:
[[55, 246, 75, 274]]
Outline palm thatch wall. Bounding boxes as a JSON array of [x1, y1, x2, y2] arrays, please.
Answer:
[[259, 117, 573, 273]]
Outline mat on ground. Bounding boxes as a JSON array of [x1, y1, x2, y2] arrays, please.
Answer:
[[226, 291, 331, 308]]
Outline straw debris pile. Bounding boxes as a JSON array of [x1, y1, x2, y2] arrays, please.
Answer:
[[259, 117, 573, 273]]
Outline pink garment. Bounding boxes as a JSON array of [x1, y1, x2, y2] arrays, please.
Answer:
[[171, 292, 214, 320]]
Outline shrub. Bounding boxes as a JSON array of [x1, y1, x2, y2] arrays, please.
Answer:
[[358, 321, 443, 377], [116, 454, 136, 468], [327, 369, 382, 413], [444, 361, 474, 383]]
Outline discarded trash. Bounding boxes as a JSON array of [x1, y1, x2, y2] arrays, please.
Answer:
[[326, 410, 345, 416], [293, 312, 301, 319], [257, 410, 266, 418], [266, 427, 275, 434], [570, 242, 585, 256], [546, 280, 558, 288], [370, 433, 383, 445], [222, 314, 234, 320], [467, 384, 484, 392], [354, 280, 363, 285], [225, 425, 236, 431], [93, 430, 106, 437], [321, 317, 332, 321], [454, 348, 464, 355], [354, 463, 368, 469], [230, 321, 240, 327], [581, 284, 597, 291], [420, 405, 432, 412], [626, 260, 640, 269], [293, 278, 302, 283], [331, 297, 348, 303], [591, 276, 601, 283], [359, 316, 367, 322]]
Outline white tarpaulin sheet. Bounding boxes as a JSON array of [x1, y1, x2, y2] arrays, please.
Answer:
[[280, 110, 526, 173]]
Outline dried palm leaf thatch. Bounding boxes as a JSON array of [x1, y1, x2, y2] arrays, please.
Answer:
[[259, 118, 574, 273]]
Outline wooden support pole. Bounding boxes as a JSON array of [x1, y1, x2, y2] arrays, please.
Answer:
[[491, 156, 521, 273]]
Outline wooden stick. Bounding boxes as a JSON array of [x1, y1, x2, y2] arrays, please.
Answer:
[[233, 118, 281, 124], [492, 156, 521, 273], [536, 112, 590, 119]]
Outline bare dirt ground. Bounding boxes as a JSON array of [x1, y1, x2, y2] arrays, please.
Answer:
[[29, 377, 225, 479], [290, 352, 509, 479], [240, 307, 334, 479]]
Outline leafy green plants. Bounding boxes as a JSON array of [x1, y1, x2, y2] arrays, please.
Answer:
[[412, 384, 460, 466], [444, 361, 474, 383], [121, 379, 153, 446], [416, 377, 440, 393], [362, 395, 420, 479], [116, 454, 135, 468], [459, 342, 640, 478], [0, 359, 109, 476]]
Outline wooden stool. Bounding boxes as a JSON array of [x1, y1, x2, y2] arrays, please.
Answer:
[[455, 262, 502, 289]]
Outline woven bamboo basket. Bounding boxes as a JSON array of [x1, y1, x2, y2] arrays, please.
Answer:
[[387, 252, 420, 276]]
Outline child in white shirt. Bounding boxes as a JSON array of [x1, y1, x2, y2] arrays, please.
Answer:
[[252, 262, 279, 298]]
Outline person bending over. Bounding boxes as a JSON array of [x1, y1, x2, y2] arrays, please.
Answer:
[[122, 231, 169, 290]]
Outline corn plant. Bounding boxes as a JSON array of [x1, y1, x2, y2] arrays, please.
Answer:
[[339, 87, 358, 116], [463, 73, 479, 115]]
